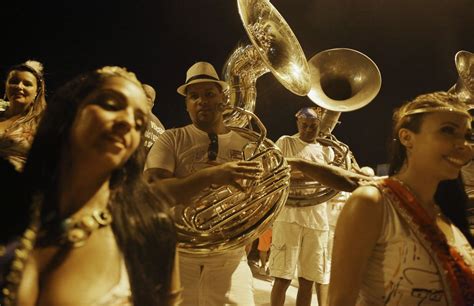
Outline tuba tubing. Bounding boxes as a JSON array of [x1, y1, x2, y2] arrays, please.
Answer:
[[175, 0, 312, 254], [286, 48, 382, 207], [176, 107, 291, 255], [222, 0, 311, 128], [286, 135, 354, 207], [448, 50, 473, 108]]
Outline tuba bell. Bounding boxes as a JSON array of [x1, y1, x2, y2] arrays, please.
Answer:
[[287, 48, 382, 207], [448, 50, 473, 108], [176, 0, 310, 254], [222, 0, 311, 128]]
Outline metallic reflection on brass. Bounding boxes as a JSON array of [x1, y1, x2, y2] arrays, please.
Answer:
[[453, 51, 474, 210], [287, 48, 381, 207], [222, 0, 311, 128], [449, 50, 473, 108], [173, 0, 310, 254], [307, 48, 381, 112], [176, 108, 290, 255]]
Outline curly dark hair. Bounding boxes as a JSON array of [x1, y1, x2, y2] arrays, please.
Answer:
[[21, 67, 177, 305]]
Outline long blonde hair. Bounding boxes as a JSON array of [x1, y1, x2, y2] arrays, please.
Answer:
[[3, 60, 47, 132]]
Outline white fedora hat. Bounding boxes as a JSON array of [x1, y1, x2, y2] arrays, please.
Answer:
[[177, 61, 229, 96]]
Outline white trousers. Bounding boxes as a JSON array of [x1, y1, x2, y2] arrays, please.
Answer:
[[179, 247, 255, 306]]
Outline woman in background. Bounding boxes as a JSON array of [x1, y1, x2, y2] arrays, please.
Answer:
[[0, 60, 47, 253], [0, 60, 46, 171]]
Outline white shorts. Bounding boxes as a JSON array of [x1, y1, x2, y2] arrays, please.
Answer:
[[179, 248, 255, 306], [327, 225, 336, 279], [268, 221, 329, 284]]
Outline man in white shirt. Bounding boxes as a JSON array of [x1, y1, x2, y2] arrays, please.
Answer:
[[145, 61, 263, 306], [269, 107, 332, 306]]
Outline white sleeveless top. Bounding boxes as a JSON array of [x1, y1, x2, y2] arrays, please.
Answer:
[[93, 260, 132, 305], [357, 186, 474, 306]]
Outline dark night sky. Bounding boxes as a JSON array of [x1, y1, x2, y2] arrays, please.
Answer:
[[2, 0, 473, 169]]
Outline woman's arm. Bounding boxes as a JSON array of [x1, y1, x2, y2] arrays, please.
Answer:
[[328, 185, 383, 306], [16, 253, 40, 306]]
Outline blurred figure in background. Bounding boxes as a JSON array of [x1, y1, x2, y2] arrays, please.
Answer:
[[0, 60, 47, 249], [462, 161, 474, 235], [0, 60, 46, 171], [142, 83, 165, 153], [257, 227, 272, 275]]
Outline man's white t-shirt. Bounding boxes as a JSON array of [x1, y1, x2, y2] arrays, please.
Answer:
[[146, 124, 256, 305], [275, 134, 334, 231], [146, 124, 249, 177]]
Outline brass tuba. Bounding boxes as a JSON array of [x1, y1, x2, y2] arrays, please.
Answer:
[[453, 51, 474, 212], [448, 50, 473, 108], [176, 0, 311, 254], [287, 48, 382, 207], [222, 0, 311, 127]]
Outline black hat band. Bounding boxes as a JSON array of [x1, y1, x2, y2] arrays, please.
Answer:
[[186, 74, 219, 84]]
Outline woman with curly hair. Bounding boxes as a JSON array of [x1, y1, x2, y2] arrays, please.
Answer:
[[1, 66, 179, 306]]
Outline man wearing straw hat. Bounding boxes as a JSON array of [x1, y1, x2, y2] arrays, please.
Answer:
[[145, 61, 262, 306]]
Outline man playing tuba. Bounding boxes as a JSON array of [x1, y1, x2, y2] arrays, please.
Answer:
[[269, 106, 333, 306], [145, 61, 263, 306], [145, 62, 370, 306]]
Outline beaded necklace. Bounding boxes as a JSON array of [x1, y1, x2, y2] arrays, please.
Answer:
[[1, 198, 113, 305], [60, 207, 113, 248], [1, 195, 41, 306]]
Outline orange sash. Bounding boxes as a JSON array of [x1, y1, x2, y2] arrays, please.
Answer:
[[381, 178, 474, 305]]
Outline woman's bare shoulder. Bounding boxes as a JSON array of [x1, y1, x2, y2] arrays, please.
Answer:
[[349, 184, 384, 205], [337, 184, 385, 223]]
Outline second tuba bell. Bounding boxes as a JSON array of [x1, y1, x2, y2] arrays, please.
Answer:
[[287, 48, 382, 207]]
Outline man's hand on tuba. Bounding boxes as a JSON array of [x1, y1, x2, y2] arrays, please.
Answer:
[[206, 160, 264, 191]]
